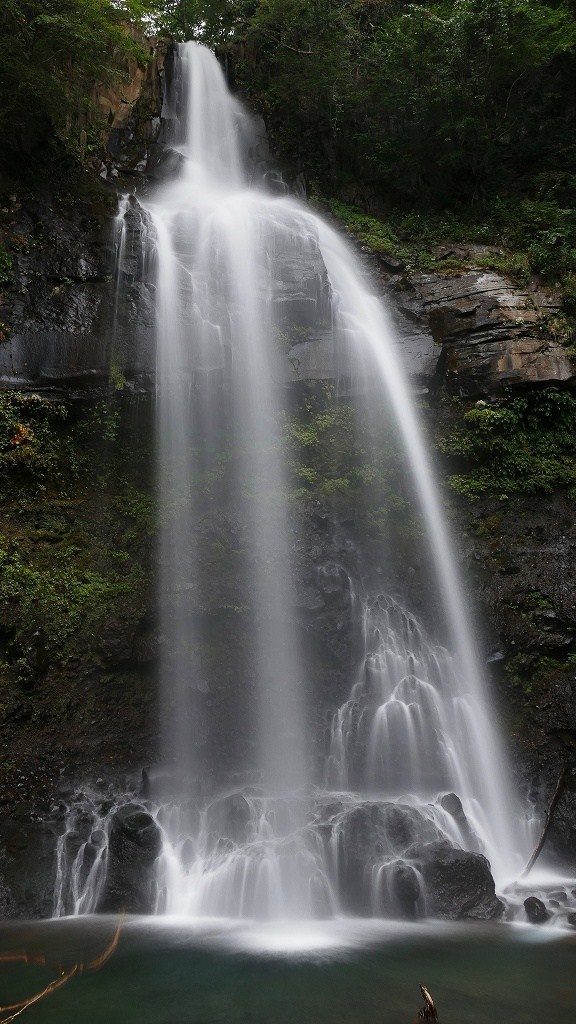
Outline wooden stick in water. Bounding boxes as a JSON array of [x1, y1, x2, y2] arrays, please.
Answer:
[[522, 764, 567, 877], [417, 984, 439, 1022]]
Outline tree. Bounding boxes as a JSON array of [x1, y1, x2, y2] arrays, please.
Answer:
[[0, 1, 148, 164]]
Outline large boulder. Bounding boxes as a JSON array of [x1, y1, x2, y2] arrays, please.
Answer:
[[328, 800, 443, 916], [98, 803, 162, 913], [419, 841, 504, 920]]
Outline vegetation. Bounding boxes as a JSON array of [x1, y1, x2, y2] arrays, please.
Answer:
[[0, 1, 149, 165], [439, 389, 576, 500], [174, 0, 576, 205], [127, 1, 576, 305], [2, 2, 575, 291], [0, 393, 153, 685], [284, 384, 420, 542]]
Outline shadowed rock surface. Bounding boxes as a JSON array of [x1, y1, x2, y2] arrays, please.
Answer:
[[99, 804, 162, 914], [415, 266, 572, 395]]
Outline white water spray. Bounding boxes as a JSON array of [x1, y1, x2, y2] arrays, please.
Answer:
[[103, 42, 534, 918]]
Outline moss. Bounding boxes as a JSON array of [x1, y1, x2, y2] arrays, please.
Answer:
[[506, 652, 576, 697], [283, 382, 421, 544], [0, 393, 155, 696], [0, 244, 13, 285], [320, 198, 536, 283], [437, 389, 576, 500]]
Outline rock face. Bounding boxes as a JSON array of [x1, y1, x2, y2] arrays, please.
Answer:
[[414, 266, 572, 396], [0, 186, 113, 390], [0, 815, 58, 919], [451, 487, 576, 869], [98, 804, 162, 914], [420, 842, 504, 920], [92, 37, 166, 180], [327, 800, 502, 921], [524, 895, 549, 923]]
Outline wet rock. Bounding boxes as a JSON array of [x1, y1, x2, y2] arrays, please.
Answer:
[[205, 792, 251, 845], [524, 896, 550, 924], [567, 912, 576, 928], [331, 801, 443, 915], [0, 819, 58, 919], [414, 270, 572, 396], [549, 889, 567, 901], [98, 803, 162, 913], [439, 792, 481, 851], [316, 563, 350, 608], [293, 584, 325, 612], [548, 792, 576, 867], [419, 841, 504, 920], [392, 862, 421, 918]]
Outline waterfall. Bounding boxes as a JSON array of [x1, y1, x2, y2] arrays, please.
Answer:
[[150, 44, 307, 807], [88, 41, 534, 921]]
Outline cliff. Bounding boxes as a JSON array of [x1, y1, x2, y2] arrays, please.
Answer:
[[0, 39, 575, 918]]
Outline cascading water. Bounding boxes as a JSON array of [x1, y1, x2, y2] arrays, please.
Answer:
[[59, 41, 541, 923], [149, 41, 530, 910]]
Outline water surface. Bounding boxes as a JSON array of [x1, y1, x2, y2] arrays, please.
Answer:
[[1, 917, 574, 1023]]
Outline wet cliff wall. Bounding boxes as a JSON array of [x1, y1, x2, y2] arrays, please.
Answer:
[[1, 43, 576, 916]]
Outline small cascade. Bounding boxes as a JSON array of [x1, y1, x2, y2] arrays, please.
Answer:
[[154, 793, 336, 919], [53, 790, 121, 917], [327, 594, 506, 863]]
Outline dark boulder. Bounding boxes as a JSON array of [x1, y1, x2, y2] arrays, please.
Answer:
[[523, 896, 549, 924], [392, 862, 421, 918], [331, 801, 443, 915], [419, 841, 504, 920], [439, 792, 481, 852], [98, 803, 162, 914]]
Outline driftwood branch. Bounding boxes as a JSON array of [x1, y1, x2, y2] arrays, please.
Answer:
[[415, 984, 439, 1022], [522, 765, 568, 877], [0, 916, 124, 1023]]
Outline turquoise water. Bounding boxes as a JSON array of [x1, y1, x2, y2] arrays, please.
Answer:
[[0, 918, 574, 1024]]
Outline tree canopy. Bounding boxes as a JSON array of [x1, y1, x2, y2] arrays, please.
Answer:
[[0, 1, 148, 161], [211, 0, 576, 207], [1, 0, 576, 211]]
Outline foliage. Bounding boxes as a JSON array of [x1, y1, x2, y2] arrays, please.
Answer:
[[284, 384, 419, 541], [0, 1, 148, 163], [0, 393, 154, 683], [491, 189, 576, 286], [439, 389, 576, 499], [211, 0, 576, 206], [0, 542, 144, 650], [324, 195, 576, 288], [143, 0, 253, 40], [0, 391, 71, 483], [0, 245, 13, 286]]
